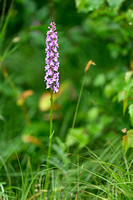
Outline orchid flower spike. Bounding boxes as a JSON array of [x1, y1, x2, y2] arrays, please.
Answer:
[[44, 22, 59, 93]]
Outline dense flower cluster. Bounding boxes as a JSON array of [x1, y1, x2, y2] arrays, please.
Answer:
[[44, 22, 59, 93]]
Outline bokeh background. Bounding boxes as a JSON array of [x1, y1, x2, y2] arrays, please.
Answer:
[[0, 0, 133, 193]]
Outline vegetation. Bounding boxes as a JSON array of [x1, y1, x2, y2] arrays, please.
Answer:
[[0, 0, 133, 199]]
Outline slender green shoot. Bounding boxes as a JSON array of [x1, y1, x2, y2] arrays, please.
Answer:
[[44, 89, 53, 198], [72, 60, 95, 129]]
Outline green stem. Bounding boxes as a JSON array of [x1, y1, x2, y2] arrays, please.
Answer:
[[1, 65, 18, 96], [72, 60, 95, 129], [72, 74, 86, 129], [44, 89, 53, 199], [66, 74, 86, 153]]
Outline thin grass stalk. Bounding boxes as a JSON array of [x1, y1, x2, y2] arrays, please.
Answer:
[[66, 61, 95, 153], [67, 70, 86, 153], [1, 65, 18, 96], [72, 75, 85, 129], [72, 60, 95, 129], [0, 0, 7, 28], [75, 164, 83, 200], [0, 0, 14, 46], [44, 89, 53, 199]]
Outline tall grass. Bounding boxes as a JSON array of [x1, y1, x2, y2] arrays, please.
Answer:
[[1, 135, 133, 199]]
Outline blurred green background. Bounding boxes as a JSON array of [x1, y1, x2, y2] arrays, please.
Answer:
[[0, 0, 133, 194]]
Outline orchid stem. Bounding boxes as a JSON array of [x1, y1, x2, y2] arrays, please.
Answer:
[[44, 89, 53, 199]]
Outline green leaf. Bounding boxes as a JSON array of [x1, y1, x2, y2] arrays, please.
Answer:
[[93, 74, 106, 87], [104, 84, 114, 98], [0, 115, 5, 121], [123, 99, 128, 115], [129, 104, 133, 126], [125, 71, 133, 84], [66, 128, 90, 149], [122, 135, 128, 153], [107, 0, 125, 8], [86, 0, 104, 11], [75, 0, 104, 12], [122, 132, 133, 153], [87, 107, 99, 121], [125, 9, 133, 24], [118, 90, 125, 102], [75, 0, 86, 11], [127, 129, 133, 134]]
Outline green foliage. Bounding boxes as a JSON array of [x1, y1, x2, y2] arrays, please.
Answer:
[[122, 129, 133, 153], [75, 0, 129, 12], [66, 128, 90, 149], [129, 104, 133, 126], [107, 0, 125, 8], [75, 0, 104, 12], [104, 69, 133, 124], [0, 0, 133, 199]]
